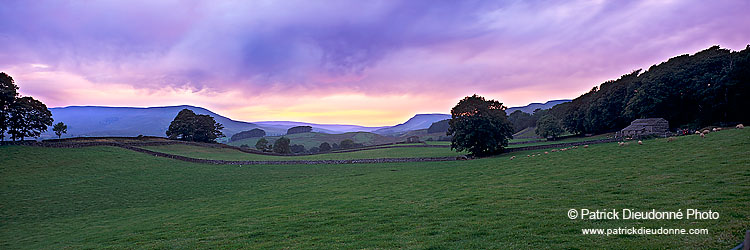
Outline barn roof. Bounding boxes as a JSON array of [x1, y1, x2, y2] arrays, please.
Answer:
[[630, 118, 668, 125]]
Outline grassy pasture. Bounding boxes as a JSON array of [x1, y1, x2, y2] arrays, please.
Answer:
[[139, 144, 464, 161], [226, 132, 397, 149], [1, 129, 748, 249]]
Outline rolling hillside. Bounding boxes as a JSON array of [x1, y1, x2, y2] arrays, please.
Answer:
[[227, 132, 398, 149], [42, 105, 258, 139]]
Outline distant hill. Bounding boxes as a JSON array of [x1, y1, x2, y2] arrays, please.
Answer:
[[373, 114, 452, 136], [39, 99, 570, 140], [506, 99, 570, 114], [42, 105, 258, 139], [253, 121, 385, 135]]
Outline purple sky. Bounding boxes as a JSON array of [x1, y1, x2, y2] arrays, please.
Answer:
[[1, 0, 749, 125]]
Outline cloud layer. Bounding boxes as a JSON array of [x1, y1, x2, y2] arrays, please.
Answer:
[[1, 0, 749, 125]]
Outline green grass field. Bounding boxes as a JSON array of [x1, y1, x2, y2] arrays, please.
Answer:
[[226, 132, 397, 149], [1, 129, 748, 248], [139, 144, 464, 161]]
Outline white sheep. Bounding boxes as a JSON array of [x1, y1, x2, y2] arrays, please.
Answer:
[[700, 133, 705, 139], [737, 124, 744, 129], [510, 156, 516, 160], [638, 140, 643, 145], [583, 145, 589, 148], [695, 131, 701, 134], [544, 151, 549, 154], [703, 129, 710, 134]]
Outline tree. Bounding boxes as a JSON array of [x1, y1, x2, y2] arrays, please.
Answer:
[[287, 125, 312, 135], [53, 122, 68, 139], [290, 144, 306, 154], [230, 128, 266, 142], [507, 110, 535, 133], [309, 146, 320, 154], [446, 94, 513, 156], [427, 119, 450, 133], [273, 137, 291, 154], [7, 96, 53, 141], [255, 138, 270, 151], [166, 109, 224, 142], [332, 143, 340, 150], [339, 139, 356, 149], [535, 114, 565, 140], [319, 142, 332, 152], [1, 72, 19, 141]]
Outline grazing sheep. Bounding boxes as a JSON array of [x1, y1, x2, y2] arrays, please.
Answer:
[[510, 156, 516, 160], [583, 145, 589, 148], [716, 127, 722, 131], [700, 133, 705, 139], [527, 155, 531, 157], [637, 140, 643, 145], [618, 142, 624, 146], [712, 128, 717, 132], [695, 131, 701, 134], [703, 129, 710, 134], [544, 151, 549, 154], [551, 149, 558, 152], [667, 137, 676, 142], [737, 124, 744, 129]]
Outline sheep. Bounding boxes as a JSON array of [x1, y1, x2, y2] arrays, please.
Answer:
[[544, 151, 549, 154], [695, 131, 701, 134], [700, 133, 705, 139], [583, 145, 589, 148], [702, 129, 710, 134], [737, 124, 745, 129], [667, 137, 676, 142], [551, 149, 558, 152], [510, 156, 516, 160], [618, 142, 624, 146], [638, 140, 643, 145], [527, 155, 531, 157], [712, 128, 717, 132]]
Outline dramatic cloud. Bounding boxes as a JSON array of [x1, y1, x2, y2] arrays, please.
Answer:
[[1, 0, 748, 125]]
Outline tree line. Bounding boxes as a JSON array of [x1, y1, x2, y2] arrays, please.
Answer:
[[249, 137, 364, 154], [544, 45, 750, 135]]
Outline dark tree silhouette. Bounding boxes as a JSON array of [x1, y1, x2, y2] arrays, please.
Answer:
[[535, 114, 564, 140], [319, 142, 332, 152], [1, 72, 19, 141], [287, 126, 312, 135], [273, 137, 291, 154], [166, 109, 224, 142], [255, 138, 270, 151], [447, 94, 513, 156], [53, 122, 68, 139], [230, 128, 266, 142], [7, 96, 53, 141], [290, 144, 305, 153]]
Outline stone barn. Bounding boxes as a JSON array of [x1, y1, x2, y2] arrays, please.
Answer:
[[617, 118, 669, 138], [406, 136, 420, 143]]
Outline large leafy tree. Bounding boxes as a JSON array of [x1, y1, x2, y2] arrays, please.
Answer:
[[166, 109, 224, 143], [7, 96, 53, 141], [1, 72, 19, 141], [447, 94, 513, 156], [255, 138, 270, 151], [535, 114, 565, 140], [273, 137, 291, 154], [319, 142, 332, 152]]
